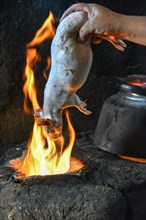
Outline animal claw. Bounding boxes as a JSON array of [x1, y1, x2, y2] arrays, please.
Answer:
[[81, 101, 87, 107]]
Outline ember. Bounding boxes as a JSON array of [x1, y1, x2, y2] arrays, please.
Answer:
[[9, 11, 84, 180]]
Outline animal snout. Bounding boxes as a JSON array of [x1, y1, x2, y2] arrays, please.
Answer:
[[34, 109, 62, 141], [45, 125, 62, 141]]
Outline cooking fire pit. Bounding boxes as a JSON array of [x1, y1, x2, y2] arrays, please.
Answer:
[[1, 132, 146, 220]]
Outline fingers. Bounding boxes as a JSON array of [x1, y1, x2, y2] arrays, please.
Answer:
[[97, 35, 127, 51], [77, 20, 94, 43], [60, 3, 89, 21], [115, 39, 127, 48], [106, 36, 127, 51], [60, 3, 94, 43], [91, 33, 127, 51]]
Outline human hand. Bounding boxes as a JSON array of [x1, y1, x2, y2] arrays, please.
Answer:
[[61, 3, 126, 51]]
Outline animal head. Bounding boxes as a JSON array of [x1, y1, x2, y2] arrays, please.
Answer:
[[34, 109, 62, 141]]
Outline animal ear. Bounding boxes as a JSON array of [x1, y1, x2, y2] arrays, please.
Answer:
[[63, 94, 92, 115]]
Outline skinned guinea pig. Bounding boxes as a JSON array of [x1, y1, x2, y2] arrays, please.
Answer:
[[35, 11, 92, 140]]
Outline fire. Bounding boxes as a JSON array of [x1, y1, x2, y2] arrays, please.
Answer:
[[27, 11, 55, 48], [10, 11, 83, 179], [23, 11, 55, 114], [118, 155, 146, 163], [23, 48, 40, 114], [10, 111, 78, 178]]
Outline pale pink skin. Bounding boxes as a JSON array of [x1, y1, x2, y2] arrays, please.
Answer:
[[37, 11, 126, 140], [39, 12, 93, 140]]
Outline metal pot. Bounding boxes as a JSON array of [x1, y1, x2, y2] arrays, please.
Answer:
[[94, 75, 146, 158]]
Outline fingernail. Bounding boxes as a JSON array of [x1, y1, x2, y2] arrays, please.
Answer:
[[118, 40, 127, 47]]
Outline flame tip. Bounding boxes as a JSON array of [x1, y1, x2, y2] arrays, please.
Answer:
[[10, 10, 82, 180]]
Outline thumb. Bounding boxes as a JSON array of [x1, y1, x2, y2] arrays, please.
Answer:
[[78, 20, 94, 43]]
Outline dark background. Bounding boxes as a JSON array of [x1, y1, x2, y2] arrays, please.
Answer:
[[0, 0, 146, 155]]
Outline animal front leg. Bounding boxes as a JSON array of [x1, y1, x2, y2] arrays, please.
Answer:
[[63, 94, 92, 115]]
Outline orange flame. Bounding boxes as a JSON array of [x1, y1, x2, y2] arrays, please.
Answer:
[[23, 12, 55, 114], [43, 56, 51, 80], [27, 11, 55, 48], [23, 48, 40, 114], [10, 11, 83, 179], [10, 111, 78, 177]]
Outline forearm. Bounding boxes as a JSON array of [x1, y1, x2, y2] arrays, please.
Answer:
[[120, 15, 146, 46]]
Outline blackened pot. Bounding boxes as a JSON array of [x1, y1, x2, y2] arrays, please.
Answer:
[[94, 75, 146, 158]]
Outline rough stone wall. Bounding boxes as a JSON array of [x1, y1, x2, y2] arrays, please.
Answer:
[[0, 0, 146, 155]]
